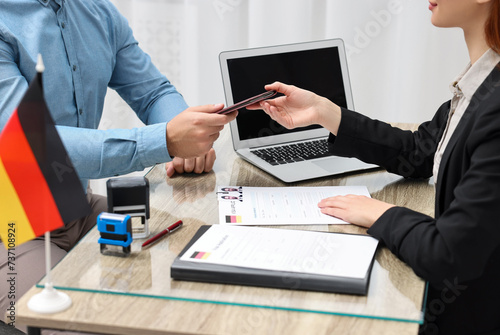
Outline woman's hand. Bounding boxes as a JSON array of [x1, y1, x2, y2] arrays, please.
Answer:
[[318, 195, 395, 228], [247, 81, 342, 135]]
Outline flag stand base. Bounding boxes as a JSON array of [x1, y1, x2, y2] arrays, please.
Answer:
[[27, 283, 72, 314]]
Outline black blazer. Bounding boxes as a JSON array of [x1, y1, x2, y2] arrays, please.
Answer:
[[328, 67, 500, 334]]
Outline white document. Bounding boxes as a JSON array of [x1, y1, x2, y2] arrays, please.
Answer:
[[180, 225, 379, 279], [217, 186, 371, 225]]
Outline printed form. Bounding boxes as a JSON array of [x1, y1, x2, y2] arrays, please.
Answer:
[[217, 186, 371, 225], [180, 225, 379, 279]]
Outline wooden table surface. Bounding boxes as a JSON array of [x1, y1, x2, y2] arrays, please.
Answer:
[[15, 125, 432, 335]]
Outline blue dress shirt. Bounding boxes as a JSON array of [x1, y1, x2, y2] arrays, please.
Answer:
[[0, 0, 189, 189]]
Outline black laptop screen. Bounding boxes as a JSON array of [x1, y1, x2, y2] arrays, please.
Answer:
[[226, 46, 347, 141]]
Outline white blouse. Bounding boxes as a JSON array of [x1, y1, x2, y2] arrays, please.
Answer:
[[433, 49, 500, 183]]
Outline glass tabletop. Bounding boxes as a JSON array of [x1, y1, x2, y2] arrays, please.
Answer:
[[40, 164, 428, 324]]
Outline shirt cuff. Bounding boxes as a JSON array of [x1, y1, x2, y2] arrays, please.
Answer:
[[138, 122, 171, 167]]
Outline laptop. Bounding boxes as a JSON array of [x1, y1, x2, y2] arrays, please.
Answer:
[[219, 38, 376, 183]]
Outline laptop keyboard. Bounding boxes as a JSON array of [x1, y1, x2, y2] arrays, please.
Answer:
[[251, 139, 333, 165]]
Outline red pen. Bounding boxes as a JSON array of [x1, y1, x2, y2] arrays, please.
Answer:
[[141, 220, 183, 248]]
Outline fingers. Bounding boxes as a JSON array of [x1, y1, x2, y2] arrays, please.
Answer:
[[203, 148, 216, 172], [318, 196, 348, 217], [318, 194, 367, 209], [259, 100, 296, 130], [189, 104, 238, 124], [183, 158, 197, 173], [166, 162, 175, 178], [166, 105, 236, 158], [259, 101, 280, 123], [317, 195, 394, 228], [247, 82, 292, 110], [166, 157, 190, 176], [189, 103, 225, 113], [246, 102, 263, 110], [173, 158, 198, 174], [319, 206, 348, 220], [319, 194, 353, 207], [183, 104, 237, 131], [260, 101, 279, 115], [209, 131, 220, 143], [166, 149, 216, 177], [265, 81, 294, 96]]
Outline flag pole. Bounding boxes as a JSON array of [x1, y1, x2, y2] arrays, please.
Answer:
[[27, 232, 72, 313], [27, 55, 72, 314], [45, 231, 51, 285]]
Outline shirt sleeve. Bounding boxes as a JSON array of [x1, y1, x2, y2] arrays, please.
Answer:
[[0, 43, 170, 180], [0, 5, 188, 181], [106, 3, 189, 125], [0, 28, 29, 130], [56, 123, 169, 179], [67, 2, 189, 180]]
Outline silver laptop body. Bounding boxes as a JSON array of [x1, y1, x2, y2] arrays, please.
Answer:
[[219, 39, 375, 183]]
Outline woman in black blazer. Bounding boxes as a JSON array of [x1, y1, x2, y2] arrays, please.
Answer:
[[249, 1, 500, 334]]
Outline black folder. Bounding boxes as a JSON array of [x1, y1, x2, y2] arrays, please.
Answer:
[[171, 226, 378, 295]]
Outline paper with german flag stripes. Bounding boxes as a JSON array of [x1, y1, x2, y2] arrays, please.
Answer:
[[0, 69, 90, 248]]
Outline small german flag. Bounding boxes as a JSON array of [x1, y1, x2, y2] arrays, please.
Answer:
[[0, 56, 90, 248]]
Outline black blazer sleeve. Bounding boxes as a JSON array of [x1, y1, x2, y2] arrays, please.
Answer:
[[328, 103, 449, 179], [328, 84, 500, 287]]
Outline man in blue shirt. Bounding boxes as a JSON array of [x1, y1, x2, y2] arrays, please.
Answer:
[[0, 1, 235, 331]]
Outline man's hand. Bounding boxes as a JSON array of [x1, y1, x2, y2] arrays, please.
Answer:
[[166, 148, 216, 177], [166, 104, 236, 159]]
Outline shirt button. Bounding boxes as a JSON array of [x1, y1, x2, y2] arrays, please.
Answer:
[[61, 22, 66, 29], [72, 65, 77, 71], [79, 108, 83, 115]]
